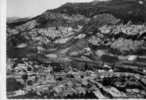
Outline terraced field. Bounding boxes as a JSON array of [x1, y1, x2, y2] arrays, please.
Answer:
[[7, 0, 146, 99]]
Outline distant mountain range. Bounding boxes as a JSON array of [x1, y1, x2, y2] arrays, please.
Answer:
[[7, 17, 30, 27]]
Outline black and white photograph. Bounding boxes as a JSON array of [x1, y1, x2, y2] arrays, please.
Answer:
[[4, 0, 146, 99]]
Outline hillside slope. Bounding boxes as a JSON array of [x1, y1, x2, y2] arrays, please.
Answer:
[[51, 0, 146, 23], [7, 0, 146, 99]]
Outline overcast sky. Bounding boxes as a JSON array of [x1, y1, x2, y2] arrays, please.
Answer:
[[7, 0, 94, 18]]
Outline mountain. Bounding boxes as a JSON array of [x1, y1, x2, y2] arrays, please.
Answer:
[[51, 0, 146, 23], [6, 0, 146, 98], [7, 0, 146, 58], [7, 0, 146, 28], [7, 17, 20, 23], [6, 17, 31, 26], [6, 0, 146, 77]]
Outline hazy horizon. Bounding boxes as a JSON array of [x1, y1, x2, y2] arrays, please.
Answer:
[[7, 0, 94, 18]]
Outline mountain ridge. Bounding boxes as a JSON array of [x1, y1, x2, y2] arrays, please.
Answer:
[[7, 0, 146, 27]]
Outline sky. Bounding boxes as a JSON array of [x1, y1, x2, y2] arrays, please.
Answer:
[[7, 0, 93, 18]]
